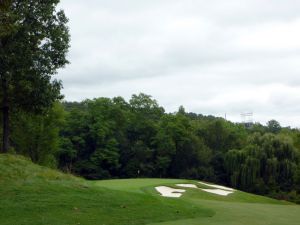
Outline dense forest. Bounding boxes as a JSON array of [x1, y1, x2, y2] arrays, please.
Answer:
[[1, 93, 299, 203]]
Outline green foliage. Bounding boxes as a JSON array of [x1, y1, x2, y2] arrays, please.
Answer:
[[267, 120, 282, 134], [57, 97, 128, 179], [0, 0, 69, 112], [225, 133, 299, 199], [10, 102, 64, 167], [0, 0, 70, 152], [55, 94, 300, 203]]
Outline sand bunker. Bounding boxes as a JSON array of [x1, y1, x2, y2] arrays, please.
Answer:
[[198, 181, 234, 191], [155, 186, 186, 198], [176, 184, 198, 188], [156, 182, 235, 198], [176, 183, 234, 196], [200, 188, 234, 196]]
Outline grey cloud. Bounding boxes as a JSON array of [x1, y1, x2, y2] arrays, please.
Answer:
[[58, 0, 300, 127]]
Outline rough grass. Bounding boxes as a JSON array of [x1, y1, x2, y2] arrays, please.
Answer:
[[0, 154, 300, 225]]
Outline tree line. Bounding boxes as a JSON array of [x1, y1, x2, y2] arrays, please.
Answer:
[[2, 93, 299, 203]]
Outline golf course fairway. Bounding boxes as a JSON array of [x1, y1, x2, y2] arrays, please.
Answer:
[[0, 154, 299, 225]]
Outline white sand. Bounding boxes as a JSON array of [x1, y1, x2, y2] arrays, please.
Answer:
[[198, 181, 234, 191], [156, 182, 235, 198], [176, 184, 198, 188], [155, 186, 186, 198], [201, 188, 234, 196]]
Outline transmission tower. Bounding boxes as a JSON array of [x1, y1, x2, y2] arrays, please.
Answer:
[[241, 112, 253, 128]]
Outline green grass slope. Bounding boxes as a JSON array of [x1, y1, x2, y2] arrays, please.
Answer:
[[0, 154, 299, 225]]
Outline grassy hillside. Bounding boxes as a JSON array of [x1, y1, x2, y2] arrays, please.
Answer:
[[0, 154, 299, 225]]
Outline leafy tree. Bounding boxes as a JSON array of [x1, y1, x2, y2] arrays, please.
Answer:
[[203, 119, 247, 152], [59, 98, 128, 179], [121, 94, 164, 177], [153, 115, 177, 177], [249, 122, 267, 134], [157, 113, 213, 180], [11, 102, 64, 167], [225, 132, 299, 197], [0, 0, 69, 152], [124, 140, 154, 177], [177, 105, 186, 115], [267, 120, 281, 134], [57, 104, 88, 172], [195, 119, 247, 183], [89, 138, 120, 179]]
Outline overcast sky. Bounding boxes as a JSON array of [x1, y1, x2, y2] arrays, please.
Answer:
[[57, 0, 300, 127]]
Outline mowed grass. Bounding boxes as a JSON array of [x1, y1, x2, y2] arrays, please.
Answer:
[[0, 154, 212, 225], [1, 154, 300, 225]]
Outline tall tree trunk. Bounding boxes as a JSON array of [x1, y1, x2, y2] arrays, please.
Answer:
[[2, 77, 9, 153]]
